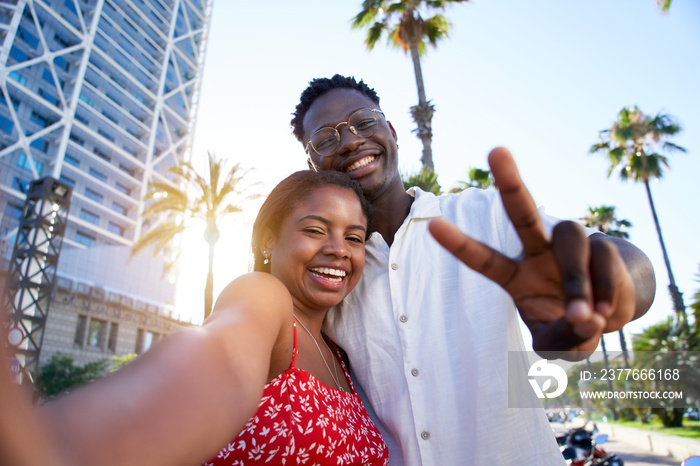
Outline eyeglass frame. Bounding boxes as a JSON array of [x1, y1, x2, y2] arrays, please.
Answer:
[[305, 108, 385, 157]]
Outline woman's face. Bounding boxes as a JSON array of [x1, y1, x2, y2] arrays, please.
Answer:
[[266, 186, 367, 312]]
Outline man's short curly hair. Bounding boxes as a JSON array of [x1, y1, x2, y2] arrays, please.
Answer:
[[291, 74, 380, 145]]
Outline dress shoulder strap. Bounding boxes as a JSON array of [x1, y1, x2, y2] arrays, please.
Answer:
[[290, 318, 298, 369], [327, 339, 357, 395]]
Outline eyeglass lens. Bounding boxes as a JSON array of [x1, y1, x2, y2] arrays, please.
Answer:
[[310, 108, 380, 156]]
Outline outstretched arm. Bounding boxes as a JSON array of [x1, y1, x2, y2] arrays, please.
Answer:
[[429, 147, 655, 361], [0, 273, 291, 466]]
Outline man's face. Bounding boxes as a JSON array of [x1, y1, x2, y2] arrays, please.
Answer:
[[302, 89, 399, 200]]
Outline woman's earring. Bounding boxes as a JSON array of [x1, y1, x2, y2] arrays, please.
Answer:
[[262, 251, 269, 265]]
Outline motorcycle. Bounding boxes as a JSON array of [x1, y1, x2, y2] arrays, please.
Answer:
[[558, 426, 624, 466]]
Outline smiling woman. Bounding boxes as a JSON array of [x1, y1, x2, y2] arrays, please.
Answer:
[[0, 170, 387, 466]]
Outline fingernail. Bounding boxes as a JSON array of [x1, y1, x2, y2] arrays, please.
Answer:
[[567, 300, 592, 323], [595, 302, 612, 317]]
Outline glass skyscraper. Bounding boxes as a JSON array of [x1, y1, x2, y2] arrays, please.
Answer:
[[0, 0, 213, 365]]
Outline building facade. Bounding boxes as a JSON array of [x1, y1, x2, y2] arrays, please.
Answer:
[[0, 0, 212, 366]]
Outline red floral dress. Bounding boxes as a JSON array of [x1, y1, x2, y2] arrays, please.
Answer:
[[203, 320, 389, 465]]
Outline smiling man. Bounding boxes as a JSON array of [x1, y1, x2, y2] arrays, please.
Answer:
[[290, 74, 655, 465]]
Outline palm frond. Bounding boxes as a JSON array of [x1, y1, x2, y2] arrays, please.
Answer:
[[130, 221, 185, 257]]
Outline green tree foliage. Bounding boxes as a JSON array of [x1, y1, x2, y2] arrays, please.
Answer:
[[401, 166, 442, 195], [352, 0, 469, 169], [109, 353, 138, 372], [631, 317, 700, 427], [132, 153, 259, 320], [590, 106, 686, 317], [581, 205, 632, 239], [38, 353, 108, 398], [657, 0, 672, 12], [449, 166, 494, 193]]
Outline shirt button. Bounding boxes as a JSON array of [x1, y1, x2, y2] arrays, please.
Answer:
[[411, 368, 419, 377], [390, 263, 398, 270], [399, 315, 408, 323], [421, 431, 430, 440]]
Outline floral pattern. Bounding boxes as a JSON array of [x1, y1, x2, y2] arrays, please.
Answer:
[[203, 326, 388, 465]]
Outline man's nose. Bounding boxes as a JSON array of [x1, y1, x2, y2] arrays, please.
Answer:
[[336, 125, 365, 155]]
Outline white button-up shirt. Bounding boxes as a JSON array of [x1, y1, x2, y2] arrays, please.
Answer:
[[325, 187, 566, 465]]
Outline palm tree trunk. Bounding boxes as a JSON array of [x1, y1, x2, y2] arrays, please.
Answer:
[[408, 44, 434, 170], [643, 180, 686, 317], [601, 335, 618, 420], [204, 243, 215, 320], [618, 330, 630, 368]]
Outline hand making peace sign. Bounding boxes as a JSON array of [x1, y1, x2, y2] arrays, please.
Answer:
[[429, 147, 653, 360]]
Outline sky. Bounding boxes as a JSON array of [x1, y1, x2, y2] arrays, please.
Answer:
[[178, 0, 700, 348]]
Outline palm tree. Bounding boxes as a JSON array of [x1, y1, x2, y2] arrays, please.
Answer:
[[581, 205, 633, 370], [352, 0, 470, 170], [581, 205, 631, 240], [590, 106, 687, 317], [656, 0, 672, 12], [449, 166, 494, 193], [132, 153, 258, 320], [401, 166, 442, 195]]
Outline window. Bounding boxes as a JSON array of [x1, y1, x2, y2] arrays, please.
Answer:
[[42, 69, 54, 84], [125, 127, 142, 139], [108, 323, 119, 352], [17, 152, 43, 175], [53, 33, 72, 48], [8, 71, 27, 85], [106, 92, 122, 107], [84, 187, 103, 204], [87, 318, 106, 348], [75, 113, 89, 125], [79, 209, 99, 225], [111, 202, 127, 216], [102, 111, 118, 124], [30, 111, 51, 128], [74, 315, 88, 346], [12, 177, 30, 193], [64, 153, 80, 167], [89, 167, 107, 182], [119, 164, 135, 177], [94, 147, 111, 161], [114, 183, 130, 195], [4, 203, 23, 219], [64, 0, 78, 16], [38, 88, 58, 106], [30, 137, 49, 153], [10, 46, 27, 63], [0, 115, 14, 134], [69, 133, 84, 146], [136, 329, 158, 354], [97, 128, 115, 143], [54, 55, 69, 71], [59, 174, 75, 187], [18, 28, 39, 48], [107, 222, 124, 236], [79, 93, 94, 107], [75, 231, 96, 247]]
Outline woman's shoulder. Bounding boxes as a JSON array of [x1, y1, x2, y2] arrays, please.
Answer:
[[215, 272, 292, 313]]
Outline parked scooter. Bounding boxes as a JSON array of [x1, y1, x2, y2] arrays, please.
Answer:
[[559, 427, 624, 466]]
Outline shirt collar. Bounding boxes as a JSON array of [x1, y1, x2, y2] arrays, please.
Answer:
[[406, 186, 443, 219]]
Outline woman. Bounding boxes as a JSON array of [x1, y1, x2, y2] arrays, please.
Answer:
[[0, 170, 388, 466]]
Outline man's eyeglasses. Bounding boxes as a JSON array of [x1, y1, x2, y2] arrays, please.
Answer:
[[306, 108, 385, 157]]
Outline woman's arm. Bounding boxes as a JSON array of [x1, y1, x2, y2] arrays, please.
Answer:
[[1, 272, 292, 466]]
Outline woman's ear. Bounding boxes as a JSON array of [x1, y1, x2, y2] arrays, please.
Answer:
[[260, 228, 276, 255]]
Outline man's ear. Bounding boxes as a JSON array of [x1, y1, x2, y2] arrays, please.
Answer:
[[307, 158, 319, 172], [260, 228, 276, 255], [387, 120, 398, 143]]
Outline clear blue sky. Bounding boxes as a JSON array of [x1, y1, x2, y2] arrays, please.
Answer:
[[183, 0, 700, 343]]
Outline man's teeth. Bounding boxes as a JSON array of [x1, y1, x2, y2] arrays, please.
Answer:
[[346, 156, 375, 172], [310, 267, 346, 282]]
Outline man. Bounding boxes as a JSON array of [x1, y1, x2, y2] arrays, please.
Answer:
[[290, 74, 655, 465]]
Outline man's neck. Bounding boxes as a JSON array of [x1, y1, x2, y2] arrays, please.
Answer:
[[369, 185, 415, 247]]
